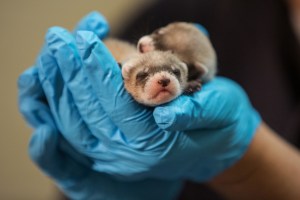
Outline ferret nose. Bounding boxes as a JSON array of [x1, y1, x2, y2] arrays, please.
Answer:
[[158, 78, 170, 87]]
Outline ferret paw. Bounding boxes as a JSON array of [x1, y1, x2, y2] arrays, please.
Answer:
[[184, 80, 202, 94]]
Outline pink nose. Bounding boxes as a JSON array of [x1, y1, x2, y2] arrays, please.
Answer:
[[158, 78, 170, 87]]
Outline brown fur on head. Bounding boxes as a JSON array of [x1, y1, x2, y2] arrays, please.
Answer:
[[138, 22, 217, 83], [122, 51, 188, 106]]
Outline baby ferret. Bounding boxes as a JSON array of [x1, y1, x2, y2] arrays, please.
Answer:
[[138, 22, 217, 87], [104, 22, 217, 106], [104, 39, 188, 106]]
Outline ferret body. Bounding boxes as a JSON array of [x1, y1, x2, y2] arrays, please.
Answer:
[[104, 22, 217, 106], [138, 22, 217, 85]]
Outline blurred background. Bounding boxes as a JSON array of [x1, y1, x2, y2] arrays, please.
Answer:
[[1, 0, 300, 199], [0, 1, 155, 199]]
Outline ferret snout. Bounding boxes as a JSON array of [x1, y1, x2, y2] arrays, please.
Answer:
[[157, 78, 170, 87], [137, 36, 155, 53]]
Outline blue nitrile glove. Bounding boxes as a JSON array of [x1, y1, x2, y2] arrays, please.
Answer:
[[18, 68, 182, 200], [40, 26, 261, 182], [18, 12, 183, 200]]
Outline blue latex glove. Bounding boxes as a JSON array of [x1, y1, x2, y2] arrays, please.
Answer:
[[18, 12, 182, 200], [193, 23, 210, 37], [18, 68, 182, 200], [39, 25, 261, 182]]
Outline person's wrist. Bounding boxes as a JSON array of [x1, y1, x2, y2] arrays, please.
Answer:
[[209, 122, 264, 186], [208, 122, 300, 200]]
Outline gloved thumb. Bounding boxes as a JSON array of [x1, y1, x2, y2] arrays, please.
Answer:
[[153, 77, 261, 132]]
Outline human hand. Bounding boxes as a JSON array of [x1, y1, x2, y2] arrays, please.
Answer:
[[18, 67, 182, 200], [18, 12, 183, 200], [39, 26, 261, 182]]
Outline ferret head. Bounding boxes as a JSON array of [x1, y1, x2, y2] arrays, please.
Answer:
[[122, 51, 188, 106], [137, 22, 217, 82]]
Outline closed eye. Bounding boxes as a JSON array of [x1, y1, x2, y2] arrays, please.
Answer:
[[136, 71, 149, 81], [172, 69, 181, 77]]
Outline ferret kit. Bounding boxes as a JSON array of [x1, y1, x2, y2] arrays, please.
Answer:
[[104, 22, 217, 106]]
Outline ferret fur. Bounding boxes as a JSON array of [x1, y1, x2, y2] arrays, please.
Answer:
[[137, 22, 217, 86], [103, 22, 216, 106]]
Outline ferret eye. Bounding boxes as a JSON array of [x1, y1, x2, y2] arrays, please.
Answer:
[[172, 69, 181, 76], [136, 72, 149, 81]]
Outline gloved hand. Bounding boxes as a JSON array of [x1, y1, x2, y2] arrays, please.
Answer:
[[38, 24, 261, 182], [18, 12, 183, 200]]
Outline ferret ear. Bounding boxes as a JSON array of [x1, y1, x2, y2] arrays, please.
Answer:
[[121, 63, 133, 80], [194, 62, 209, 77], [158, 28, 166, 35], [179, 62, 188, 74]]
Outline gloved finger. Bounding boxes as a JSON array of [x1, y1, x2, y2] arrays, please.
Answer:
[[18, 67, 56, 129], [154, 77, 256, 131], [37, 47, 99, 151], [76, 31, 159, 141], [18, 10, 109, 123], [30, 125, 183, 200], [74, 11, 109, 39], [46, 27, 118, 141]]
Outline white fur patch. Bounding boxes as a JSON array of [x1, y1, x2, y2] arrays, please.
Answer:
[[139, 72, 182, 106]]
